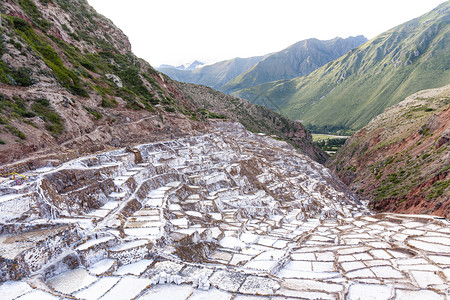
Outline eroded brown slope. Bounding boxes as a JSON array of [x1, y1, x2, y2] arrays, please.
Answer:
[[329, 85, 450, 218]]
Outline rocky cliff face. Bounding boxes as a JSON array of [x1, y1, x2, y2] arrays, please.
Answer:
[[329, 85, 450, 218], [0, 0, 322, 171]]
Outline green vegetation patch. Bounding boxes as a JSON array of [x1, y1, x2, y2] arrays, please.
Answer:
[[49, 39, 161, 110], [103, 53, 159, 109], [199, 108, 226, 120], [163, 105, 175, 113], [119, 67, 156, 105], [31, 98, 63, 135], [419, 124, 431, 136], [5, 14, 173, 113], [100, 97, 118, 108], [0, 34, 5, 55], [50, 44, 165, 110], [427, 179, 450, 200], [9, 16, 88, 97], [0, 95, 36, 121], [312, 134, 349, 142], [314, 137, 347, 153], [4, 10, 179, 114], [374, 168, 412, 201], [83, 106, 102, 120], [308, 125, 355, 136], [0, 33, 34, 87], [50, 37, 102, 73], [5, 125, 26, 140], [18, 0, 52, 31]]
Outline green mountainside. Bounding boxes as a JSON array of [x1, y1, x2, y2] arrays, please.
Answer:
[[157, 56, 265, 90], [235, 1, 450, 133], [158, 36, 366, 95], [222, 36, 367, 94]]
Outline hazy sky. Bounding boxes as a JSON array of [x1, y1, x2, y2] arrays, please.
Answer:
[[87, 0, 446, 67]]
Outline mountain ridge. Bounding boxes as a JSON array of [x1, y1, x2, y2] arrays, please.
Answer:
[[157, 36, 367, 95], [222, 35, 368, 94], [234, 1, 450, 132], [158, 55, 266, 90], [159, 60, 204, 71]]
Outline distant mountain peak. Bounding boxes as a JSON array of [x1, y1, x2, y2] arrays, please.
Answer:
[[186, 60, 205, 70], [159, 60, 205, 71]]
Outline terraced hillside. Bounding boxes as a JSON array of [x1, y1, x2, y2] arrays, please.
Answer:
[[1, 122, 450, 299], [235, 1, 450, 132]]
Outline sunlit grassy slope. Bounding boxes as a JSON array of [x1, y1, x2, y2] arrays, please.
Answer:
[[234, 1, 450, 132]]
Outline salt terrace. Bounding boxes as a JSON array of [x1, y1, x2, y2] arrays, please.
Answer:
[[0, 122, 449, 299]]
